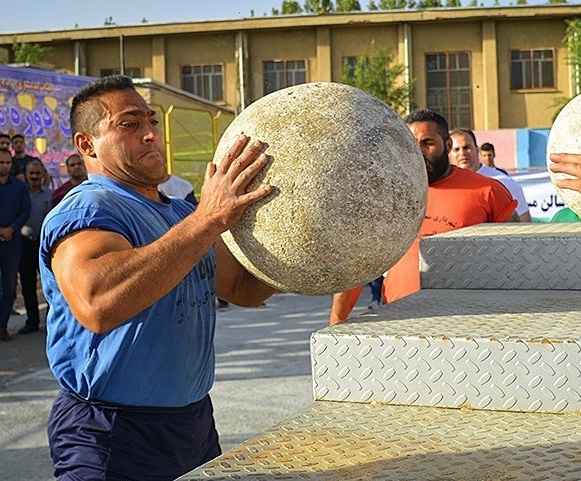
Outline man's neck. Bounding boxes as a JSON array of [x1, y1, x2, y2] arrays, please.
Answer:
[[28, 185, 42, 194], [13, 152, 26, 159], [0, 174, 10, 184]]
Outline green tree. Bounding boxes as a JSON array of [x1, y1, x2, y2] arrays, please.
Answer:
[[416, 0, 443, 7], [272, 7, 281, 14], [341, 41, 415, 116], [548, 0, 567, 3], [12, 41, 54, 64], [553, 18, 581, 118], [368, 0, 413, 8], [446, 0, 461, 6], [104, 16, 116, 26], [282, 0, 304, 13], [303, 0, 334, 13], [336, 0, 362, 11]]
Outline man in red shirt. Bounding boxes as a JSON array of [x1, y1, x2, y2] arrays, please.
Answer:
[[51, 154, 88, 207], [329, 109, 518, 325]]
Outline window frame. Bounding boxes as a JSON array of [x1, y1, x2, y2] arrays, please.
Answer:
[[100, 67, 142, 78], [509, 48, 556, 92], [263, 59, 308, 95], [181, 63, 225, 103], [425, 51, 473, 129]]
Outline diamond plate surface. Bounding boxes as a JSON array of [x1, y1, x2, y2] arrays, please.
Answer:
[[419, 223, 581, 290], [312, 289, 581, 413], [179, 401, 581, 480]]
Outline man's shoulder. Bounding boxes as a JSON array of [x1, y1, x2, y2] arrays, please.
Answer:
[[445, 166, 497, 186], [53, 180, 73, 196]]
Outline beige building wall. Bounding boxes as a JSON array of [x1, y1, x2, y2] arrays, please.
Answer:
[[496, 18, 570, 129], [165, 32, 237, 105], [330, 25, 400, 82], [247, 28, 317, 101], [0, 6, 578, 129]]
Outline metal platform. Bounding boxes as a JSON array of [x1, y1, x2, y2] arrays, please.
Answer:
[[420, 223, 581, 290], [312, 289, 581, 413], [179, 400, 581, 480]]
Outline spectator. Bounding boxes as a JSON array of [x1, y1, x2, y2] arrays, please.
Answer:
[[18, 160, 53, 334], [0, 148, 31, 340], [51, 154, 88, 207], [11, 134, 51, 187], [158, 172, 198, 206], [329, 110, 518, 326], [449, 129, 532, 222], [479, 142, 509, 174]]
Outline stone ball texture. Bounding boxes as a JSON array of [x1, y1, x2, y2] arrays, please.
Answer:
[[547, 94, 581, 216], [213, 82, 427, 296]]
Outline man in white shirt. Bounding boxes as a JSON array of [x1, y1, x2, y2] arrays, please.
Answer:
[[449, 128, 531, 222]]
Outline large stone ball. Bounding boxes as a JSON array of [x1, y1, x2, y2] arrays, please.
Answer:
[[213, 82, 427, 295], [547, 94, 581, 215]]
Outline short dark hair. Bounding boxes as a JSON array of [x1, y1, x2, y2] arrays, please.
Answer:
[[25, 159, 43, 172], [0, 133, 10, 140], [11, 134, 24, 141], [480, 142, 495, 153], [405, 109, 450, 142], [70, 75, 136, 137], [65, 153, 81, 166], [449, 127, 478, 148]]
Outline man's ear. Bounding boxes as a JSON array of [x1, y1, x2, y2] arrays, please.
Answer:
[[74, 132, 96, 158], [445, 136, 453, 153]]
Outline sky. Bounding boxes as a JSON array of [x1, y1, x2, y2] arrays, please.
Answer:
[[0, 0, 550, 34], [0, 1, 282, 33]]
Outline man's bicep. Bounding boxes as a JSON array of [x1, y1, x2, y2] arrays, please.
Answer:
[[51, 229, 132, 287]]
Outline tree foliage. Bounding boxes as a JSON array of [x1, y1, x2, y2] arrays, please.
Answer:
[[553, 18, 581, 119], [12, 41, 54, 64], [368, 0, 410, 8], [304, 0, 334, 13], [336, 0, 362, 11], [341, 41, 415, 116], [282, 0, 304, 12]]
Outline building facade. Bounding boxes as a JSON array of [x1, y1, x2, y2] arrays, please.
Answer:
[[0, 5, 579, 131]]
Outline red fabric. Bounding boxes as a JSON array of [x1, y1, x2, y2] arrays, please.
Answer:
[[382, 166, 517, 303]]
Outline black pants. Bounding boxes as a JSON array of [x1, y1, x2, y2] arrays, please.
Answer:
[[48, 390, 222, 481], [19, 237, 40, 327]]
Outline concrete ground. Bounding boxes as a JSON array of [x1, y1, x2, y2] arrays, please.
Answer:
[[0, 289, 372, 480]]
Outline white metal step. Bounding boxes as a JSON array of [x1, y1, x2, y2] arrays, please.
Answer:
[[312, 289, 581, 413], [420, 223, 581, 290], [179, 400, 581, 480]]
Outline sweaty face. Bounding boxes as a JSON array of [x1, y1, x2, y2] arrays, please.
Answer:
[[408, 121, 450, 185], [89, 88, 166, 188], [450, 133, 480, 171]]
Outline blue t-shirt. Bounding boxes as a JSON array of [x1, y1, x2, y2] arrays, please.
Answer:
[[40, 174, 216, 407]]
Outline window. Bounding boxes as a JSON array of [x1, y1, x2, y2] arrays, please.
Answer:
[[100, 68, 142, 78], [182, 64, 224, 102], [343, 57, 358, 79], [426, 52, 472, 129], [264, 60, 307, 95], [510, 49, 554, 90]]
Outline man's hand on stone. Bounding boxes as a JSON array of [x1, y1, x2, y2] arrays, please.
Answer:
[[550, 153, 581, 193], [197, 134, 273, 232]]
